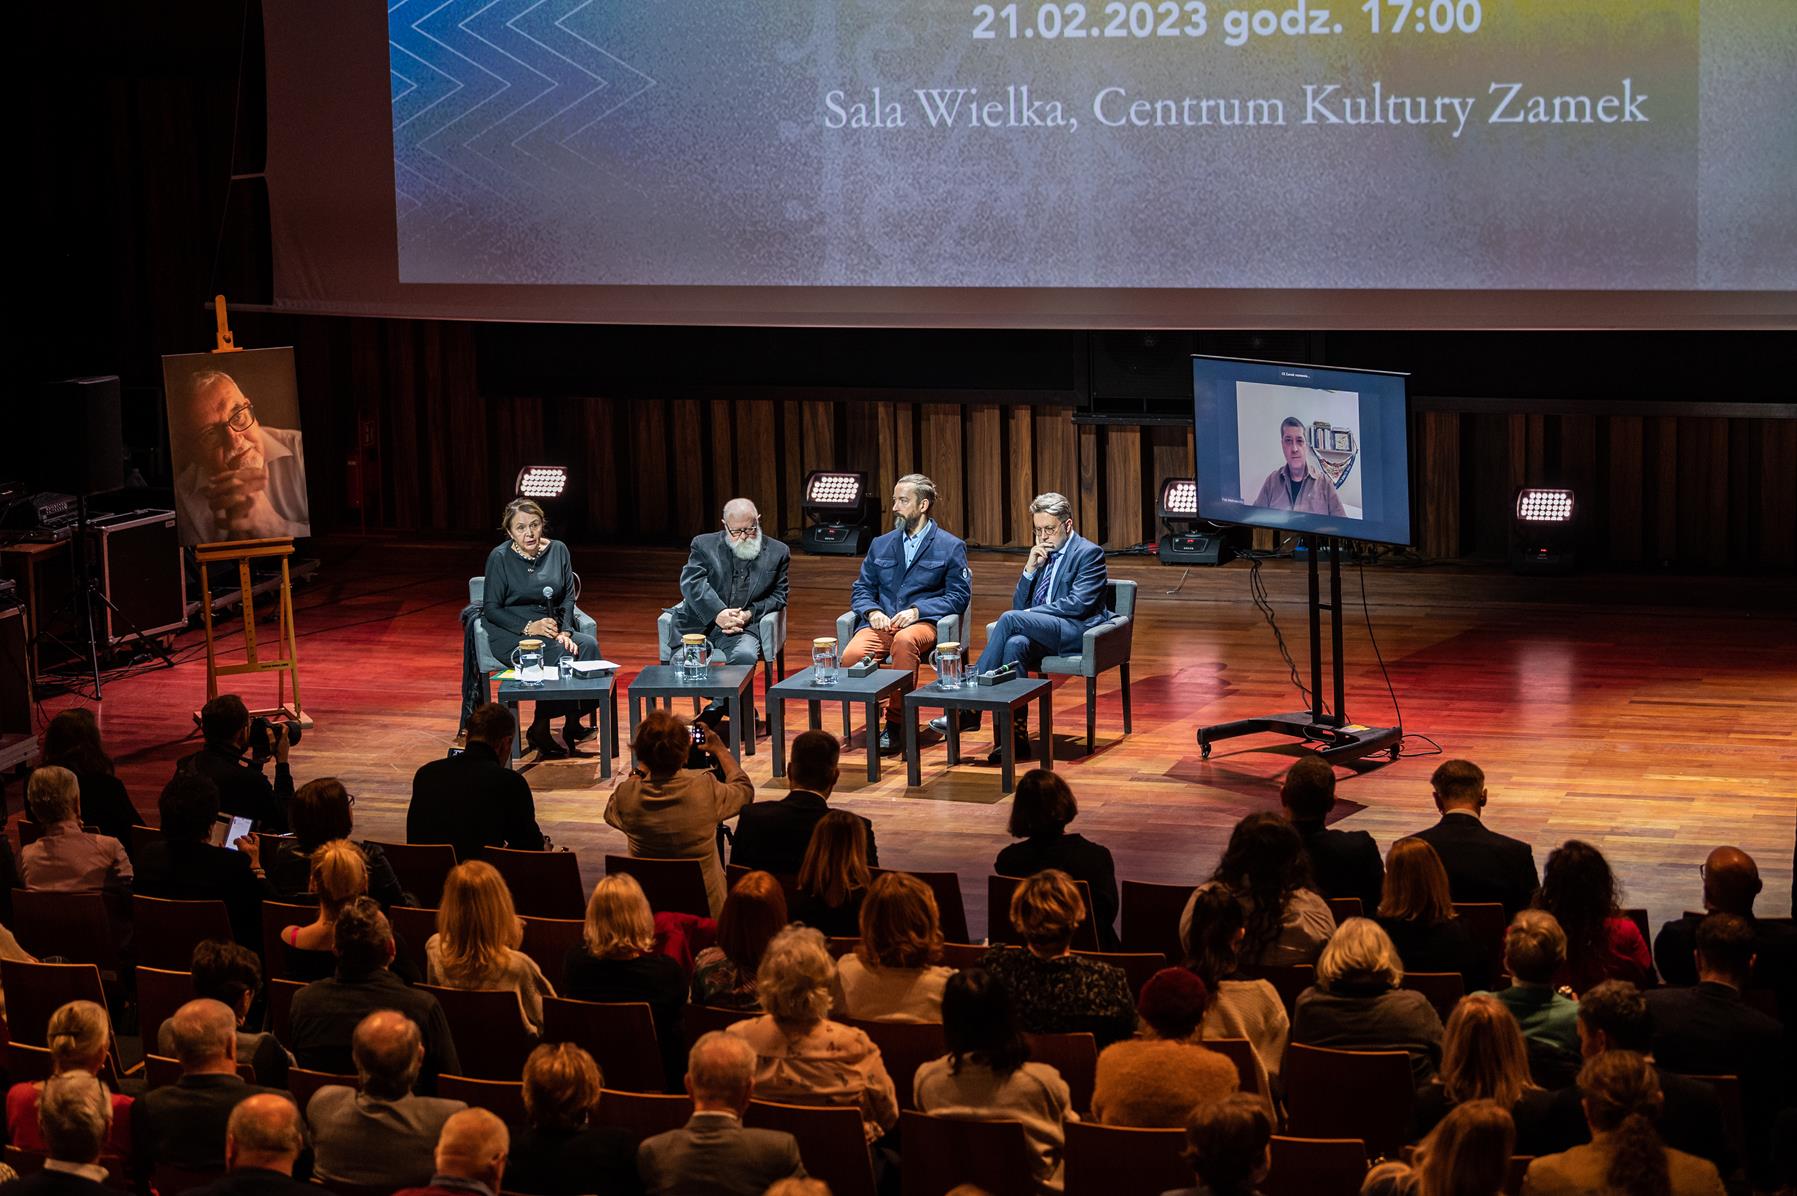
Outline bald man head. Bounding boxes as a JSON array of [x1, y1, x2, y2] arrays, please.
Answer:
[[226, 1093, 304, 1174], [353, 1009, 424, 1099], [1703, 846, 1762, 916], [169, 999, 239, 1072], [435, 1108, 509, 1190]]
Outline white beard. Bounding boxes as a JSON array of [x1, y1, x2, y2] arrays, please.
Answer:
[[729, 531, 764, 561]]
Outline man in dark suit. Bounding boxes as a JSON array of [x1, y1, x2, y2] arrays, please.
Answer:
[[1653, 846, 1797, 1020], [175, 694, 294, 833], [406, 704, 544, 865], [1407, 758, 1539, 917], [5, 1071, 118, 1196], [638, 1032, 805, 1196], [731, 730, 876, 875], [1647, 913, 1794, 1187], [189, 1095, 315, 1196], [1280, 756, 1382, 912], [671, 498, 789, 727], [842, 473, 973, 753], [134, 772, 280, 947]]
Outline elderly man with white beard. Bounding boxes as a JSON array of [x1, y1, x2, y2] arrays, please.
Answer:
[[670, 498, 791, 730]]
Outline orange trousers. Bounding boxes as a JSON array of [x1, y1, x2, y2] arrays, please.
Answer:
[[842, 622, 938, 719]]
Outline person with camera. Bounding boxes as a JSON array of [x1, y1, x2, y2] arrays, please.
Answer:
[[603, 709, 754, 918], [176, 693, 296, 835]]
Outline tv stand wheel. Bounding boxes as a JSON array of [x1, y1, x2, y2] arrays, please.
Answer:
[[1389, 745, 1402, 761], [1200, 741, 1212, 760]]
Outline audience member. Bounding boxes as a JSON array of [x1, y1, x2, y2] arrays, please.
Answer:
[[177, 694, 295, 833], [1177, 812, 1334, 968], [1534, 839, 1652, 993], [982, 870, 1136, 1047], [277, 839, 367, 972], [1412, 995, 1551, 1152], [503, 1043, 641, 1196], [994, 770, 1120, 950], [407, 703, 545, 865], [393, 1108, 509, 1196], [637, 1032, 805, 1196], [692, 870, 786, 1011], [268, 778, 412, 907], [5, 1001, 132, 1162], [132, 999, 293, 1178], [1646, 913, 1791, 1187], [38, 709, 140, 846], [764, 1181, 830, 1196], [1092, 968, 1239, 1127], [1281, 756, 1382, 912], [914, 968, 1073, 1191], [1164, 1093, 1272, 1196], [1535, 980, 1733, 1176], [1478, 910, 1581, 1086], [287, 898, 460, 1087], [18, 767, 132, 896], [6, 1071, 116, 1196], [1522, 1051, 1726, 1196], [731, 730, 877, 873], [604, 709, 754, 917], [1407, 759, 1539, 917], [1358, 1160, 1421, 1196], [308, 1011, 465, 1188], [1413, 1099, 1514, 1196], [133, 772, 278, 947], [1289, 917, 1444, 1085], [727, 925, 899, 1143], [1184, 886, 1289, 1104], [1653, 845, 1796, 1009], [157, 940, 293, 1089], [839, 871, 954, 1022], [789, 809, 873, 938], [562, 873, 688, 1089], [189, 1094, 313, 1196], [427, 859, 555, 1034], [1375, 838, 1490, 992]]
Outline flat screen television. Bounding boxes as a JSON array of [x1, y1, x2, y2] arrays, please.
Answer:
[[1191, 355, 1412, 548]]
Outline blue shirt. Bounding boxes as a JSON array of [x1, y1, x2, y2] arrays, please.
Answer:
[[902, 519, 935, 569]]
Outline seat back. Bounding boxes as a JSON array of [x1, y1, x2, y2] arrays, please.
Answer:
[[145, 1055, 257, 1088], [260, 900, 318, 982], [1505, 1155, 1533, 1196], [519, 915, 586, 983], [1238, 963, 1316, 1020], [11, 889, 122, 974], [681, 1003, 750, 1050], [837, 603, 972, 665], [1023, 1032, 1098, 1116], [0, 960, 111, 1057], [898, 1110, 1035, 1196], [541, 997, 665, 1093], [1070, 950, 1169, 1002], [1282, 1044, 1416, 1158], [603, 854, 710, 919], [987, 875, 1099, 951], [1452, 902, 1509, 982], [1401, 971, 1467, 1023], [1263, 1136, 1370, 1196], [745, 1100, 878, 1196], [268, 978, 307, 1044], [385, 904, 440, 977], [419, 985, 537, 1080], [486, 847, 586, 919], [1326, 896, 1364, 924], [843, 1017, 946, 1112], [594, 1089, 694, 1141], [1062, 1120, 1189, 1196], [938, 942, 989, 971], [366, 841, 458, 909], [1202, 1036, 1264, 1096], [5, 1042, 54, 1083], [130, 824, 164, 857], [870, 867, 970, 944], [134, 895, 234, 970], [135, 967, 198, 1050], [151, 1164, 226, 1196], [288, 1068, 359, 1112], [437, 1075, 529, 1126], [1620, 907, 1650, 944], [1686, 1074, 1746, 1171], [1119, 881, 1194, 960]]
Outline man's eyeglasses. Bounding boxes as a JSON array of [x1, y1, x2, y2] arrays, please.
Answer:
[[196, 402, 256, 450], [723, 519, 761, 540]]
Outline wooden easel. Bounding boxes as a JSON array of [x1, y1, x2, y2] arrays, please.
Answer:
[[194, 537, 310, 727]]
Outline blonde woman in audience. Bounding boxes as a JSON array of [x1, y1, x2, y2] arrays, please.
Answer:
[[4, 1000, 132, 1161], [692, 869, 788, 1011], [562, 872, 688, 1089], [426, 859, 555, 1034], [765, 1181, 832, 1196], [1177, 812, 1335, 968], [789, 809, 872, 938], [279, 839, 369, 978], [838, 871, 955, 1022], [1183, 886, 1289, 1101], [1091, 968, 1238, 1128], [1359, 1161, 1421, 1196], [914, 967, 1074, 1192], [1522, 1051, 1726, 1196], [726, 924, 899, 1144], [1413, 994, 1552, 1153], [1288, 917, 1444, 1085], [982, 869, 1136, 1046], [503, 1042, 640, 1196], [1414, 1099, 1515, 1196]]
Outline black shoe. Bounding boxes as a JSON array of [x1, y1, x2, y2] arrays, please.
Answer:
[[985, 718, 1033, 765], [564, 719, 596, 743], [928, 711, 980, 735], [526, 725, 568, 759], [877, 722, 909, 755]]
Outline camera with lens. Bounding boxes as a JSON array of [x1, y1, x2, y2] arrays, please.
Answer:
[[248, 716, 302, 758]]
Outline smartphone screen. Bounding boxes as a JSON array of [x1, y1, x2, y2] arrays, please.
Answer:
[[689, 725, 706, 745], [210, 815, 256, 850]]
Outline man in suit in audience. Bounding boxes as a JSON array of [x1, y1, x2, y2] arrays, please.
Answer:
[[133, 772, 280, 948], [1653, 845, 1797, 1018], [406, 703, 544, 864], [1535, 980, 1734, 1175], [671, 497, 790, 729], [1279, 756, 1382, 912], [189, 1094, 316, 1196], [6, 1071, 118, 1196], [731, 730, 877, 875], [1407, 758, 1539, 917], [394, 1108, 510, 1196], [176, 693, 295, 834], [134, 1000, 298, 1183], [1647, 913, 1794, 1187], [638, 1032, 806, 1196], [308, 1012, 466, 1189], [841, 473, 972, 754]]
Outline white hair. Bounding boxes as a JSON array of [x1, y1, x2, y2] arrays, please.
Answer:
[[722, 498, 760, 522], [39, 1070, 111, 1163], [688, 1031, 756, 1101]]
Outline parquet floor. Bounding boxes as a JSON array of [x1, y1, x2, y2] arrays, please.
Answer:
[[32, 536, 1797, 941]]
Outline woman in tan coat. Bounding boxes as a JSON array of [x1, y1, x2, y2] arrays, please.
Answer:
[[604, 709, 754, 916]]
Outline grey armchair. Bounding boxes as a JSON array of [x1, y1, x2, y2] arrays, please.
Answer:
[[656, 606, 788, 703], [985, 578, 1135, 753], [469, 576, 600, 702]]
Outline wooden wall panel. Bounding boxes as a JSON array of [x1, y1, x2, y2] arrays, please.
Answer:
[[1006, 407, 1036, 545], [1077, 424, 1100, 540], [1034, 409, 1077, 502], [668, 399, 707, 534], [922, 404, 965, 535], [1417, 411, 1461, 559], [577, 399, 620, 535], [1607, 416, 1644, 563], [1761, 421, 1797, 568], [1104, 426, 1144, 549], [626, 399, 672, 540], [965, 405, 1004, 547], [735, 401, 777, 534], [1652, 416, 1678, 563], [707, 400, 738, 513]]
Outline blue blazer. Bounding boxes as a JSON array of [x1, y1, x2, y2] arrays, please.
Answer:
[[850, 522, 972, 629], [1009, 531, 1112, 653]]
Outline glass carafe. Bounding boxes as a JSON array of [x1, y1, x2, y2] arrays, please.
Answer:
[[512, 638, 545, 686], [931, 641, 964, 690], [679, 634, 709, 684], [812, 637, 840, 686]]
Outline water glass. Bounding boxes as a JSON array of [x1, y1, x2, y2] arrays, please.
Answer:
[[558, 654, 576, 682], [812, 637, 840, 686], [931, 642, 964, 691]]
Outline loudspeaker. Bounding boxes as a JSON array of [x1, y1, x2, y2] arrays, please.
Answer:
[[35, 377, 124, 496], [92, 510, 186, 643], [0, 606, 29, 736]]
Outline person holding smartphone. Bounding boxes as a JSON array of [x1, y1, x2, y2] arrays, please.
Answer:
[[603, 710, 754, 918]]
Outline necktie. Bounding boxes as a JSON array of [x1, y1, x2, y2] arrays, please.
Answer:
[[1031, 555, 1054, 605]]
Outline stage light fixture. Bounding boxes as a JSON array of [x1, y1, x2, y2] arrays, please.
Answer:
[[800, 469, 873, 556], [1156, 476, 1230, 566], [1511, 486, 1578, 574], [515, 466, 568, 499]]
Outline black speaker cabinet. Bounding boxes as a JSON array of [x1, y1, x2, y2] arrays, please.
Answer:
[[36, 377, 125, 496], [0, 605, 30, 737], [92, 510, 186, 644]]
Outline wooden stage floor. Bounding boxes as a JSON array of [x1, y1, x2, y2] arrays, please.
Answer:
[[30, 536, 1797, 941]]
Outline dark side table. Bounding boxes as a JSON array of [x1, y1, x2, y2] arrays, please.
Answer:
[[904, 676, 1053, 795], [626, 664, 756, 764], [497, 670, 619, 780], [767, 665, 914, 783]]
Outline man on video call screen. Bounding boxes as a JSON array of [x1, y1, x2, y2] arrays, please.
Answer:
[[1251, 416, 1347, 517]]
